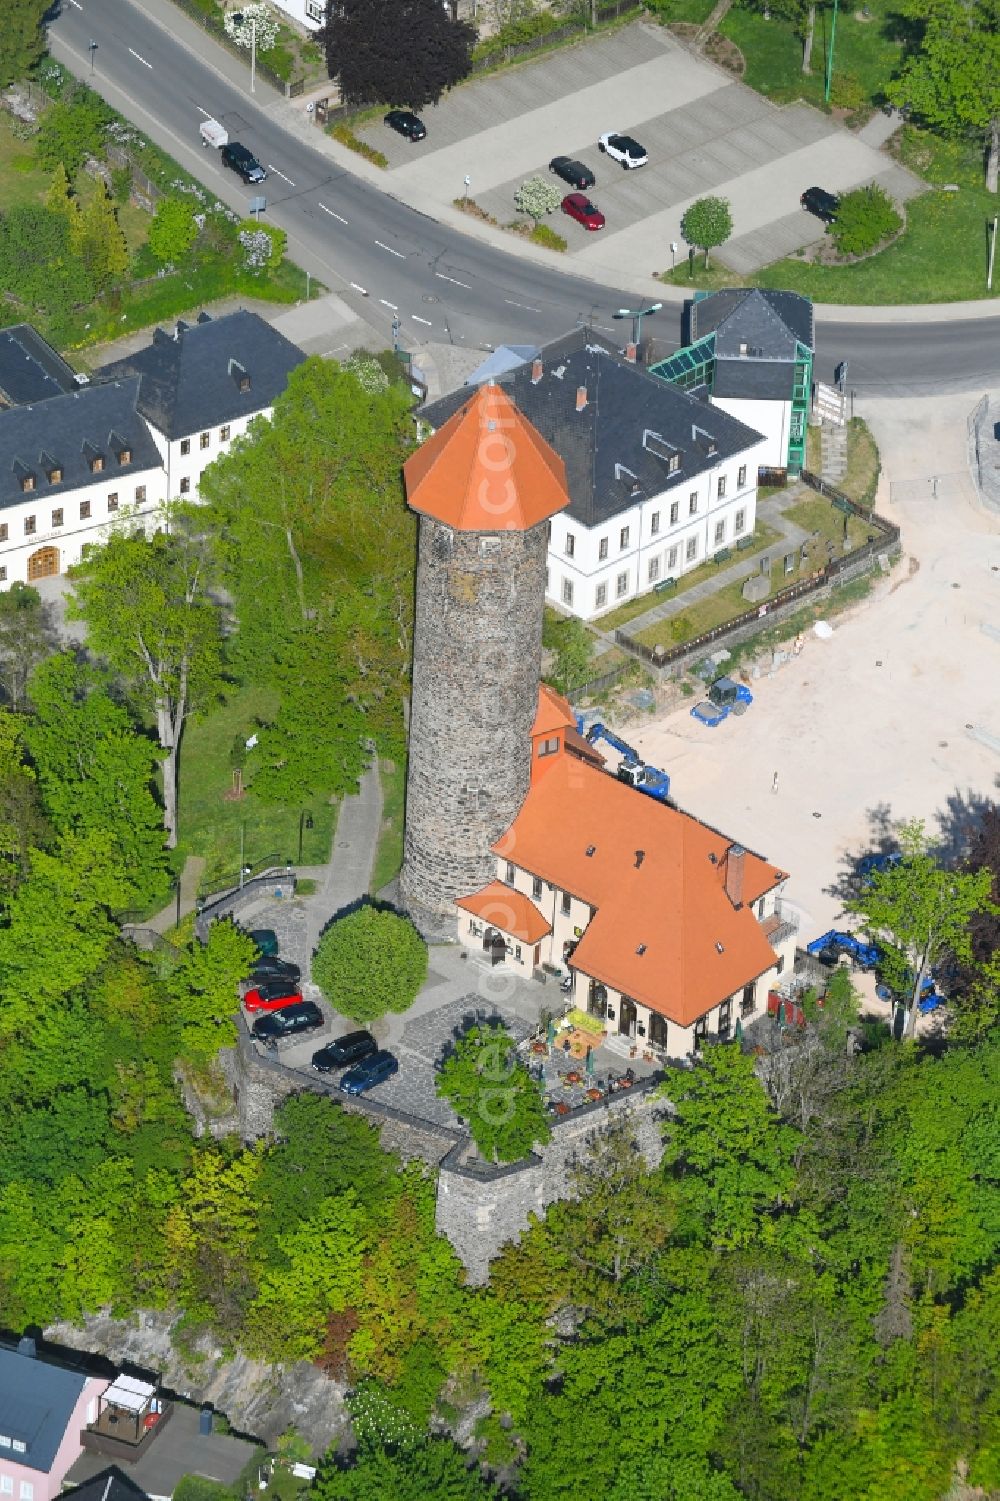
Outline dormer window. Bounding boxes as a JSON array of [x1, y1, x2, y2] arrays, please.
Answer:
[[229, 359, 251, 392], [91, 456, 104, 473], [49, 467, 62, 484], [20, 474, 34, 493], [118, 448, 131, 465]]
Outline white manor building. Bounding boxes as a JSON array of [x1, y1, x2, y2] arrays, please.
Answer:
[[421, 329, 768, 623], [0, 312, 305, 587]]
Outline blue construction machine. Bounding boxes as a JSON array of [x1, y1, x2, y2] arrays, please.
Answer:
[[582, 721, 671, 803]]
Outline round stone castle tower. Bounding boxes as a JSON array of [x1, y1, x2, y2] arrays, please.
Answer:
[[399, 382, 569, 935]]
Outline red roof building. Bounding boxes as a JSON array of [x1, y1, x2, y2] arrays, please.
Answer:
[[454, 687, 795, 1059]]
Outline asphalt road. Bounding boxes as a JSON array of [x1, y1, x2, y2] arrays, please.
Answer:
[[49, 0, 1000, 394]]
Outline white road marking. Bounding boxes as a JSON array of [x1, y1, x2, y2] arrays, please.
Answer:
[[268, 166, 295, 186], [505, 298, 541, 312], [196, 105, 212, 118], [379, 299, 398, 310], [411, 315, 433, 326], [67, 0, 82, 10], [374, 240, 405, 258], [128, 48, 152, 68], [436, 272, 472, 289], [349, 282, 369, 295], [318, 203, 348, 224]]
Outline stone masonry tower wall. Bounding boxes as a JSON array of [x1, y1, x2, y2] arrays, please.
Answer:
[[400, 516, 549, 932], [398, 382, 570, 935]]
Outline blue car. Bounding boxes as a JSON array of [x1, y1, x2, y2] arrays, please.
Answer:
[[858, 851, 902, 885], [339, 1049, 399, 1096]]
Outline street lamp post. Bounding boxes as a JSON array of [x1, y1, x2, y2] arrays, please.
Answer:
[[824, 0, 840, 105], [612, 302, 663, 355], [231, 12, 257, 94], [88, 40, 98, 74], [297, 811, 314, 864]]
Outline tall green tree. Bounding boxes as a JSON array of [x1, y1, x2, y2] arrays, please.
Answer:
[[891, 0, 1000, 192], [35, 87, 113, 177], [23, 654, 170, 911], [312, 902, 427, 1025], [848, 819, 995, 1035], [0, 710, 47, 902], [436, 1022, 550, 1163], [200, 356, 416, 795], [165, 919, 257, 1063], [0, 582, 57, 712], [320, 0, 475, 110], [67, 512, 224, 847], [77, 182, 130, 292], [0, 0, 47, 87], [147, 196, 199, 267], [660, 1042, 798, 1249]]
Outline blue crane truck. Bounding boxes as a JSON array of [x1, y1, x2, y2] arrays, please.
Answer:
[[806, 930, 943, 1013], [583, 721, 671, 803]]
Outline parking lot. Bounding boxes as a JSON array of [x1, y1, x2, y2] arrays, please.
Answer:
[[361, 22, 922, 274]]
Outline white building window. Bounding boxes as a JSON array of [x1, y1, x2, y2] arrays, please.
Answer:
[[598, 535, 608, 560], [561, 578, 574, 606], [619, 526, 630, 550], [650, 511, 660, 536], [717, 475, 727, 498], [305, 0, 324, 17], [648, 556, 660, 582], [738, 464, 747, 487], [595, 582, 607, 609], [714, 520, 725, 546], [20, 1483, 32, 1501], [667, 545, 678, 571], [686, 537, 697, 562], [616, 571, 629, 598], [670, 501, 679, 525], [1, 1476, 12, 1495], [735, 508, 746, 535], [688, 492, 698, 516], [565, 532, 575, 557]]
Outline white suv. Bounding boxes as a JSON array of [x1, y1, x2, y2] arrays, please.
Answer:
[[598, 131, 648, 169]]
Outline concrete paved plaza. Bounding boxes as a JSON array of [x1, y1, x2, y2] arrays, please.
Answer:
[[630, 392, 1000, 950], [360, 22, 922, 275]]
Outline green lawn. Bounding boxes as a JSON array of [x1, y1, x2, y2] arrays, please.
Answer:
[[653, 0, 715, 23], [369, 756, 407, 895], [783, 491, 874, 551], [598, 521, 782, 632], [177, 685, 337, 895], [718, 1, 905, 114], [0, 114, 52, 210]]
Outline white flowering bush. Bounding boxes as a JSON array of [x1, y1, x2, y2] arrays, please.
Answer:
[[224, 4, 279, 51], [348, 1382, 421, 1450], [345, 354, 390, 395], [238, 228, 273, 272]]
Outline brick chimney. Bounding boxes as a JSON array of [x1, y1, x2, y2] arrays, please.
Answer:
[[624, 342, 638, 364], [575, 384, 588, 411], [531, 358, 543, 384], [724, 844, 745, 908]]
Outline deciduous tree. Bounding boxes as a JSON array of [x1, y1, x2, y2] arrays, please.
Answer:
[[320, 0, 475, 110], [436, 1022, 550, 1163], [166, 919, 258, 1062], [680, 195, 733, 268], [848, 819, 996, 1036], [1, 0, 48, 88], [312, 902, 427, 1024], [514, 176, 562, 222], [890, 0, 1000, 192], [147, 196, 199, 266], [67, 512, 224, 847]]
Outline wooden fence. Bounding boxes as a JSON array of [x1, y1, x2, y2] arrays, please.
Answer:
[[615, 477, 900, 672]]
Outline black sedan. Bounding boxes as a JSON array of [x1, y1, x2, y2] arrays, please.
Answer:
[[251, 1001, 323, 1040], [385, 109, 427, 142], [311, 1030, 377, 1072], [800, 186, 840, 222], [549, 155, 595, 190], [340, 1050, 399, 1095]]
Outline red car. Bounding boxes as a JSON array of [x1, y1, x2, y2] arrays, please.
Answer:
[[561, 192, 605, 231], [243, 979, 304, 1013]]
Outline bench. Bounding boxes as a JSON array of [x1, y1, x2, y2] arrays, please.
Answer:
[[736, 536, 754, 552], [654, 576, 677, 595], [713, 548, 732, 565]]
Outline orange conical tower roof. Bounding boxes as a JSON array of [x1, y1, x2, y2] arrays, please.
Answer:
[[404, 382, 569, 532]]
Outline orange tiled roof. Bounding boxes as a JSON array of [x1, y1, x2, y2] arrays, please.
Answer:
[[532, 683, 576, 738], [455, 880, 552, 944], [405, 383, 569, 532], [493, 756, 785, 1027]]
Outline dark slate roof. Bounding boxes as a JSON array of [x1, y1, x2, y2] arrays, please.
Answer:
[[0, 379, 162, 511], [0, 325, 80, 408], [62, 1466, 150, 1501], [421, 329, 765, 529], [689, 289, 814, 402], [0, 1346, 86, 1474], [95, 310, 305, 440]]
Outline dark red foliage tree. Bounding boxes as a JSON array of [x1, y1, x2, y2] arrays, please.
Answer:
[[320, 0, 475, 110]]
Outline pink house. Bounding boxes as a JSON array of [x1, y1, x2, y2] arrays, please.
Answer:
[[0, 1342, 109, 1501]]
